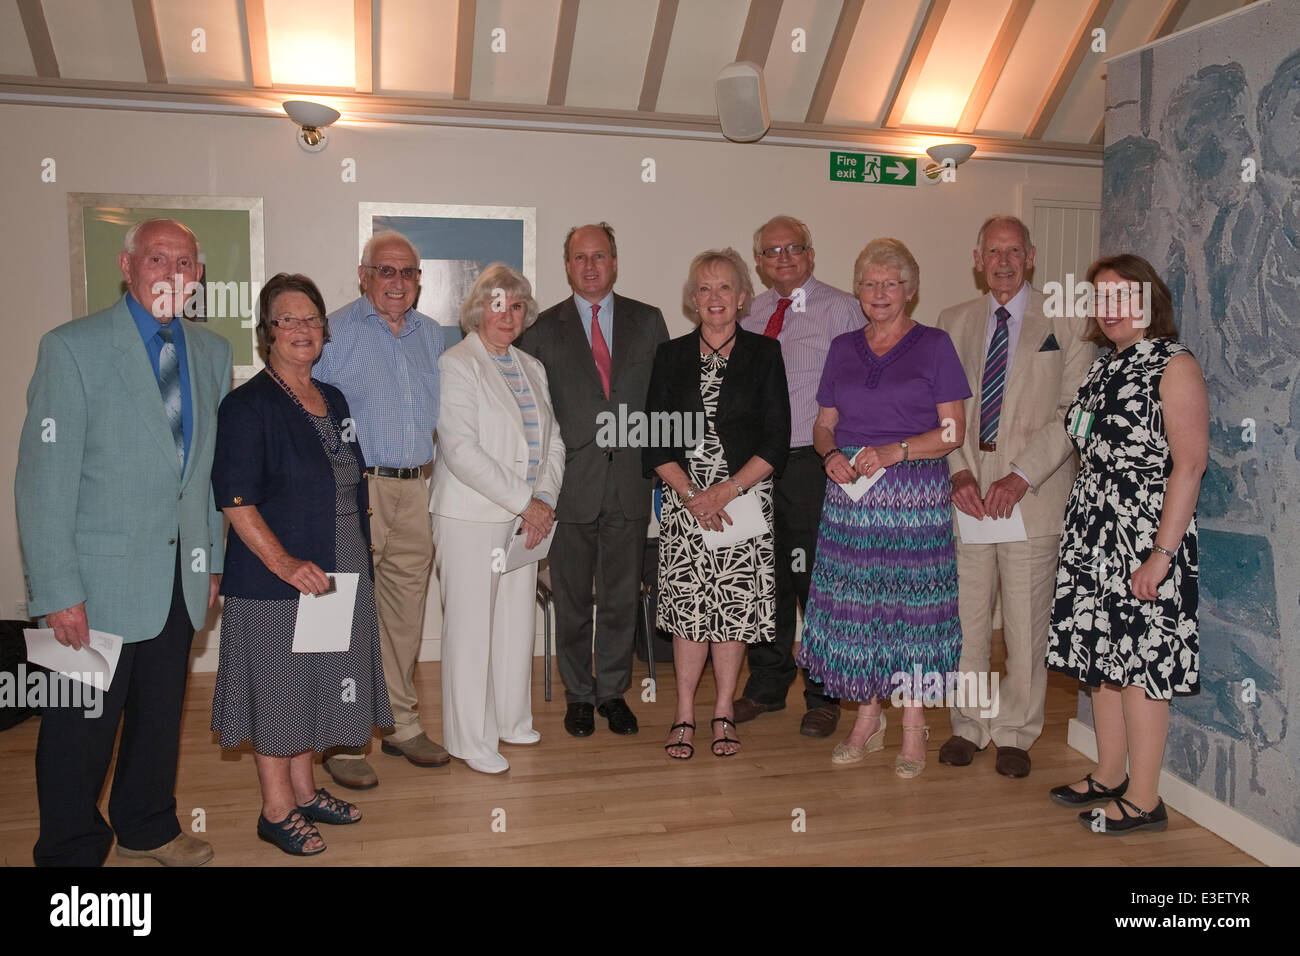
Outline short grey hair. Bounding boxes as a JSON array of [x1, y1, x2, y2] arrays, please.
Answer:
[[752, 214, 812, 258], [460, 263, 539, 333], [563, 222, 618, 260], [123, 218, 199, 255], [975, 215, 1033, 253], [681, 248, 755, 323], [853, 238, 920, 296], [361, 230, 420, 266]]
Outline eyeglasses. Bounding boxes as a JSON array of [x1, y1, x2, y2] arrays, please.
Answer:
[[364, 265, 421, 280], [858, 280, 903, 293], [270, 315, 325, 329], [759, 243, 809, 258]]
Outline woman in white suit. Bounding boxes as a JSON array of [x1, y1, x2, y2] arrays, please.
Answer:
[[430, 264, 565, 774]]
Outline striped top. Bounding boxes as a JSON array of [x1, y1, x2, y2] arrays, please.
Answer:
[[741, 276, 865, 447], [492, 351, 542, 490]]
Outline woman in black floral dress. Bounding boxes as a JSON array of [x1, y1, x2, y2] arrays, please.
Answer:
[[1046, 254, 1208, 834]]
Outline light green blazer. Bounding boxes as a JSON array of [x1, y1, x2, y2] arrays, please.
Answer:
[[15, 297, 233, 643]]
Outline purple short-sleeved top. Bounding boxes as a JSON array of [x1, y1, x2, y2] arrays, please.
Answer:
[[816, 324, 972, 448]]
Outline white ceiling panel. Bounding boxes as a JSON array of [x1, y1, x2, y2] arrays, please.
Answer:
[[565, 0, 658, 110], [0, 0, 37, 75], [44, 0, 146, 81], [976, 0, 1087, 137], [156, 0, 251, 87], [1045, 0, 1153, 141], [266, 0, 355, 88], [376, 0, 458, 97], [902, 0, 1011, 128], [762, 0, 842, 123], [656, 0, 750, 116], [470, 0, 563, 105], [823, 0, 926, 127]]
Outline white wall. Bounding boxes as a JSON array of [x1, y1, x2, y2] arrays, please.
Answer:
[[0, 102, 1101, 664]]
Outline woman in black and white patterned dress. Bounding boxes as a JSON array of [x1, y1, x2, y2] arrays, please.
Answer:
[[212, 274, 392, 856], [644, 248, 790, 759], [1046, 255, 1208, 834]]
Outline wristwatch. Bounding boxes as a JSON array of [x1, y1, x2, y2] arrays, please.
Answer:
[[900, 441, 910, 462]]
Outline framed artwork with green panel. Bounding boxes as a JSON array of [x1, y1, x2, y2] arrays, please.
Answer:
[[68, 193, 265, 379]]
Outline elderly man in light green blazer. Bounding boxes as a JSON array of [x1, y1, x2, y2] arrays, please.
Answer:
[[15, 218, 232, 867]]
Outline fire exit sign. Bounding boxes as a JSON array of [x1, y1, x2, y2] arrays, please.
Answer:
[[829, 151, 917, 186]]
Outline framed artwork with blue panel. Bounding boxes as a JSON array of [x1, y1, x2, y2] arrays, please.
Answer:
[[359, 203, 537, 353]]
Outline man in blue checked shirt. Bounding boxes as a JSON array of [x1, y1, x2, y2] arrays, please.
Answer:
[[314, 230, 450, 788]]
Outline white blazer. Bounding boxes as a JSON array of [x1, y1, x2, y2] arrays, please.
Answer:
[[429, 331, 566, 522]]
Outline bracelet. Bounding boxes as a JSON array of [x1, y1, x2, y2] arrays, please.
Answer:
[[729, 477, 745, 495], [683, 484, 701, 502], [1151, 544, 1176, 558], [820, 447, 842, 464]]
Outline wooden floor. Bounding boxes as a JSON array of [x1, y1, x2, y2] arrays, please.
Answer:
[[0, 648, 1257, 867]]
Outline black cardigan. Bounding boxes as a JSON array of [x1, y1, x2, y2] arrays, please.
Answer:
[[642, 327, 791, 479], [212, 370, 372, 599]]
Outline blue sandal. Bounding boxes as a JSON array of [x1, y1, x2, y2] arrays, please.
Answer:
[[297, 788, 361, 825], [257, 810, 326, 856]]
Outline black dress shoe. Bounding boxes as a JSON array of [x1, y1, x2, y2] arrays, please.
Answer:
[[596, 698, 639, 735], [1078, 796, 1168, 835], [1050, 773, 1129, 807], [564, 702, 595, 737]]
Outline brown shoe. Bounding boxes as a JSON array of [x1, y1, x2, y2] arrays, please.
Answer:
[[938, 735, 985, 766], [995, 746, 1032, 778], [116, 832, 213, 867], [733, 696, 784, 724], [324, 756, 380, 790], [799, 706, 840, 738], [381, 732, 451, 767]]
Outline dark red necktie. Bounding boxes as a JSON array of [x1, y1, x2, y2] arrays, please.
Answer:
[[590, 303, 611, 399], [762, 297, 793, 338]]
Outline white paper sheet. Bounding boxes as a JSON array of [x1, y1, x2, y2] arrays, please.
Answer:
[[24, 628, 123, 690], [504, 518, 557, 573], [956, 504, 1028, 544], [837, 468, 887, 502], [700, 492, 768, 551], [292, 573, 359, 653]]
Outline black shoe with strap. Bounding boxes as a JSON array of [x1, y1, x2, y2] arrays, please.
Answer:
[[1078, 796, 1168, 834], [665, 722, 695, 759], [711, 716, 740, 757], [1050, 773, 1129, 807]]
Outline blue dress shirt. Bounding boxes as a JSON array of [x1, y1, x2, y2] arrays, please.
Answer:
[[126, 292, 193, 465], [572, 291, 615, 350]]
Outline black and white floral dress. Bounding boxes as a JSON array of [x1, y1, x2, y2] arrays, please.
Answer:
[[1046, 337, 1199, 700], [657, 352, 776, 643]]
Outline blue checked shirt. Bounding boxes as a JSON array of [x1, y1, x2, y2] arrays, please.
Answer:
[[314, 296, 444, 469]]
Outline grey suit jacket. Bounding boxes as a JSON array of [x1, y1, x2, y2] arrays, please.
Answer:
[[518, 293, 669, 523], [15, 297, 233, 642]]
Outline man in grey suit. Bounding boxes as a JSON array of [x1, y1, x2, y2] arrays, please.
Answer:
[[15, 218, 232, 866], [518, 223, 669, 736]]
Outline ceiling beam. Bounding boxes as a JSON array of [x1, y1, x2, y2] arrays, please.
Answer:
[[1025, 0, 1113, 140], [354, 0, 373, 93], [131, 0, 167, 84], [638, 0, 678, 112], [243, 0, 272, 88], [1090, 0, 1186, 146], [881, 0, 951, 128], [956, 0, 1031, 135], [16, 0, 59, 78], [0, 74, 1104, 164], [547, 0, 580, 106], [805, 0, 862, 124], [454, 0, 475, 99], [735, 0, 783, 68]]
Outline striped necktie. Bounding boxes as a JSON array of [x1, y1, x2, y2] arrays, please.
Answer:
[[157, 325, 185, 467], [979, 306, 1010, 446]]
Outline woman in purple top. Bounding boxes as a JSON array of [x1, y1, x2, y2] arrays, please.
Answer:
[[799, 238, 971, 777]]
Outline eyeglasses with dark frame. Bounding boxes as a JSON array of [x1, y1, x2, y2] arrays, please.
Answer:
[[269, 315, 326, 329], [364, 264, 422, 280]]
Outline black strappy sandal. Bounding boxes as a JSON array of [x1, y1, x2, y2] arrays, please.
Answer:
[[711, 717, 740, 757], [665, 722, 695, 759]]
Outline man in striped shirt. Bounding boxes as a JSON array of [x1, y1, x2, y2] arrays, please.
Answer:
[[737, 215, 866, 737], [314, 230, 450, 789]]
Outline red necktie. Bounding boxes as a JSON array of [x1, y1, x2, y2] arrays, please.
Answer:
[[590, 303, 611, 399], [762, 297, 793, 338]]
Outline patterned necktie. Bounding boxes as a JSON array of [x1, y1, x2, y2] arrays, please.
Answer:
[[590, 303, 611, 399], [157, 325, 185, 466], [762, 297, 793, 338], [979, 306, 1011, 445]]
